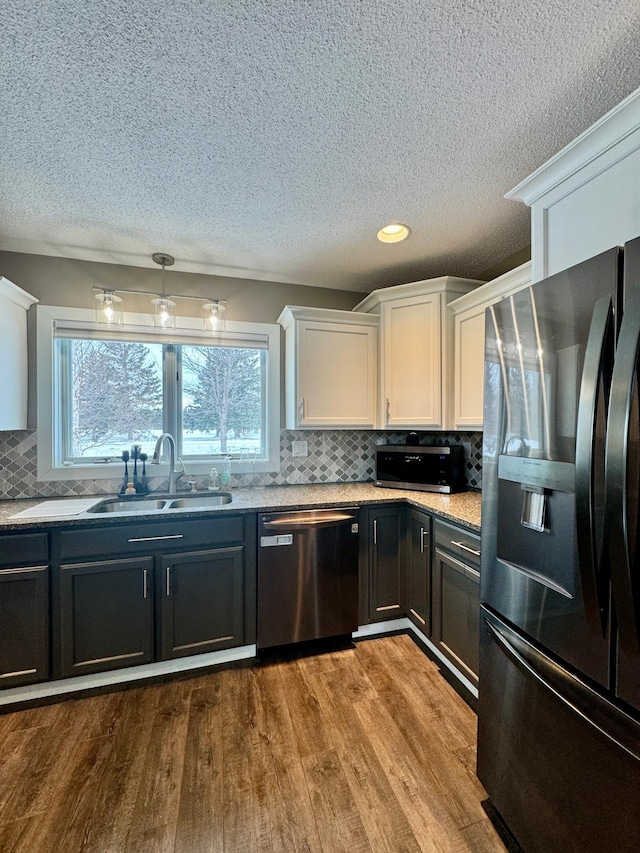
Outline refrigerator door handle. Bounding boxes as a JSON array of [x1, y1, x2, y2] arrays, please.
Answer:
[[484, 610, 640, 761], [605, 295, 640, 654], [575, 294, 614, 634]]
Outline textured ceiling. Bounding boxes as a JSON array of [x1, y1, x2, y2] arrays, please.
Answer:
[[2, 1, 640, 292]]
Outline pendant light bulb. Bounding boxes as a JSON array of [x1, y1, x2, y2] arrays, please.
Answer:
[[95, 290, 123, 326], [203, 300, 227, 334], [151, 296, 176, 331]]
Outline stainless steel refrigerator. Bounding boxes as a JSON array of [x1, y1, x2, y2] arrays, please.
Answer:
[[478, 237, 640, 852]]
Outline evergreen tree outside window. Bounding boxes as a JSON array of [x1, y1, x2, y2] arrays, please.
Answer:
[[181, 345, 264, 456]]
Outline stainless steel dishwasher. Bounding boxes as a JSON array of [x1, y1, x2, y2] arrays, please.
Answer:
[[257, 508, 360, 649]]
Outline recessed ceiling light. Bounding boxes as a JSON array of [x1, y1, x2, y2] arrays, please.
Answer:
[[377, 223, 411, 243]]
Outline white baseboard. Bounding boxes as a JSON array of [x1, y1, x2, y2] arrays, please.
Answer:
[[352, 618, 410, 638], [0, 644, 256, 707], [407, 623, 479, 699], [1, 620, 478, 707]]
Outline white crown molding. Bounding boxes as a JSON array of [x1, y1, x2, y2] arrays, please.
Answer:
[[0, 277, 38, 310], [353, 276, 484, 314], [506, 85, 640, 206], [277, 304, 380, 331], [448, 261, 532, 313]]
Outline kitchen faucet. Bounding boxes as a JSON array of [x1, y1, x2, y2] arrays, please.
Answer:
[[151, 433, 185, 493]]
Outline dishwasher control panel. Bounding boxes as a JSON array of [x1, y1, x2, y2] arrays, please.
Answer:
[[260, 534, 294, 547]]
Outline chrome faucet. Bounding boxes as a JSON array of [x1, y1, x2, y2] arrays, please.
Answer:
[[151, 433, 185, 493]]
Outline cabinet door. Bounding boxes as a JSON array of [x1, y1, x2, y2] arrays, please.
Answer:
[[369, 507, 405, 621], [60, 557, 154, 678], [297, 321, 377, 427], [0, 565, 49, 687], [160, 547, 244, 659], [407, 510, 431, 632], [432, 548, 480, 684], [454, 303, 486, 429], [382, 293, 442, 428]]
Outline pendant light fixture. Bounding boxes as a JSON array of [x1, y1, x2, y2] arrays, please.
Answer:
[[151, 252, 176, 332], [91, 252, 227, 334]]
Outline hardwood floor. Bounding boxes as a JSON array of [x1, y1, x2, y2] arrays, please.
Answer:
[[0, 634, 507, 852]]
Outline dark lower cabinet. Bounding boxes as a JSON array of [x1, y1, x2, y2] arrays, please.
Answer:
[[60, 556, 154, 678], [432, 547, 480, 684], [0, 565, 49, 687], [368, 506, 405, 621], [407, 509, 431, 632], [160, 546, 244, 659]]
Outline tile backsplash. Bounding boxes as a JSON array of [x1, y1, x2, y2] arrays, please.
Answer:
[[0, 429, 482, 500]]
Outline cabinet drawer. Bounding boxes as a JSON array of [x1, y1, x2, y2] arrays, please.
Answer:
[[0, 532, 48, 568], [434, 519, 481, 570], [59, 515, 245, 560]]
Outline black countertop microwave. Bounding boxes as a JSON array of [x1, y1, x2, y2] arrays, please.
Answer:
[[375, 445, 465, 493]]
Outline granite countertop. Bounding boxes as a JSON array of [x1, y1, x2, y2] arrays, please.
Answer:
[[0, 483, 482, 533]]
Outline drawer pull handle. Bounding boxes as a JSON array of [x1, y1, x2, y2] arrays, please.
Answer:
[[143, 569, 148, 600], [451, 540, 481, 557], [166, 566, 171, 596], [128, 534, 184, 543], [373, 518, 378, 545]]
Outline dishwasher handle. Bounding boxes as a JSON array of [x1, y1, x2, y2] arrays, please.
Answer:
[[261, 512, 357, 530]]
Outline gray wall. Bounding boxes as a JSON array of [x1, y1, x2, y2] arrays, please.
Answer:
[[0, 251, 363, 322], [476, 244, 531, 283]]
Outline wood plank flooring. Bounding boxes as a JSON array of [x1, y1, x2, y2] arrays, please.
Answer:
[[0, 634, 507, 852]]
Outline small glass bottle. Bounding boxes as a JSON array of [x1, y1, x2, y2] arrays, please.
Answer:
[[209, 467, 221, 491], [220, 455, 232, 488]]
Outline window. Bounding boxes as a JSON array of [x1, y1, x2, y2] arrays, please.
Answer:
[[37, 306, 280, 481]]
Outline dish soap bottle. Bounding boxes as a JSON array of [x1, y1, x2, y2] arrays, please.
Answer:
[[209, 467, 221, 491], [220, 455, 232, 488]]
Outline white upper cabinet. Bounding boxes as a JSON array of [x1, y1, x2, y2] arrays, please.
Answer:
[[355, 277, 481, 430], [449, 262, 532, 429], [278, 306, 378, 429], [506, 86, 640, 282], [0, 278, 38, 431]]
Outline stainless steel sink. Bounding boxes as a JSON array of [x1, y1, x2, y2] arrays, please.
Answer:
[[85, 492, 233, 514], [166, 493, 233, 509], [87, 498, 169, 513]]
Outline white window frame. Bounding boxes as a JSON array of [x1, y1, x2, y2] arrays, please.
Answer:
[[36, 305, 281, 482]]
